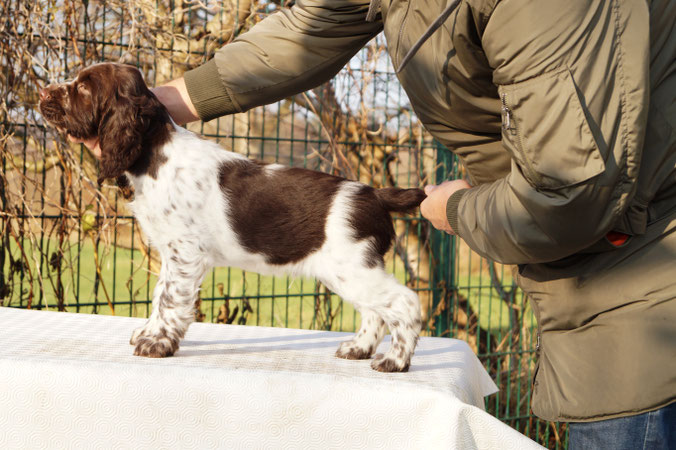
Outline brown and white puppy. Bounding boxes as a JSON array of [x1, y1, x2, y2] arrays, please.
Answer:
[[39, 63, 425, 372]]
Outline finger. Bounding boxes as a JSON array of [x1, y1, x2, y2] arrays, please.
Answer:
[[419, 201, 428, 219]]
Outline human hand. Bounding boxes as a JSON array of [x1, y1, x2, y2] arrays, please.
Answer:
[[151, 78, 199, 125], [420, 179, 471, 234], [68, 134, 101, 158]]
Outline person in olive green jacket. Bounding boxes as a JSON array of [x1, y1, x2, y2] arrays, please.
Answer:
[[76, 0, 675, 447]]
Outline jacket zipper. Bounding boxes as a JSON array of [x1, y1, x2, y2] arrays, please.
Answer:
[[528, 289, 542, 390], [500, 93, 514, 135], [501, 93, 543, 186]]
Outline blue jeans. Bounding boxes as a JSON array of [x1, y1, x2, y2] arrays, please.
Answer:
[[568, 402, 676, 450]]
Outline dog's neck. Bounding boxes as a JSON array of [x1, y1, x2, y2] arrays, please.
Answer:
[[115, 120, 176, 198], [129, 118, 174, 176]]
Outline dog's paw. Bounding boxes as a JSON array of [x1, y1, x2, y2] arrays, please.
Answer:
[[370, 353, 410, 373], [133, 334, 178, 358], [335, 341, 373, 360], [129, 326, 146, 345]]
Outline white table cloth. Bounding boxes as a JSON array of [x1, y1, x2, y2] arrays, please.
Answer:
[[0, 307, 542, 449]]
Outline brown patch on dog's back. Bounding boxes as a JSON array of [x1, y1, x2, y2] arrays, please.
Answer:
[[218, 160, 343, 265]]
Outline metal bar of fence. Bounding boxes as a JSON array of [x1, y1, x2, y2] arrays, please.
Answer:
[[431, 142, 454, 337]]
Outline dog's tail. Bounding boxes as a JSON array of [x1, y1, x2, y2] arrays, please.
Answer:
[[375, 187, 426, 214]]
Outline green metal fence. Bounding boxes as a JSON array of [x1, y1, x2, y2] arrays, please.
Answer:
[[1, 1, 567, 447]]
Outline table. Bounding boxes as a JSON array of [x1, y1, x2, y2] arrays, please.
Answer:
[[0, 307, 542, 449]]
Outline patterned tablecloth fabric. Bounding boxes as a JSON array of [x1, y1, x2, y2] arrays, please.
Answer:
[[0, 307, 543, 449]]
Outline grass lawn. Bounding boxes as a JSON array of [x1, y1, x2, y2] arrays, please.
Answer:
[[2, 237, 402, 331], [3, 237, 532, 335]]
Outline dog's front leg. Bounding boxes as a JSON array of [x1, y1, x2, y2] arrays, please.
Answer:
[[130, 245, 208, 357]]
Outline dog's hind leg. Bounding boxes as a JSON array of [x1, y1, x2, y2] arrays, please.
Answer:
[[327, 267, 422, 372], [369, 279, 422, 372], [130, 241, 208, 357]]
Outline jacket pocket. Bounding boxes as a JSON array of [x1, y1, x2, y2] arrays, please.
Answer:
[[498, 69, 606, 190]]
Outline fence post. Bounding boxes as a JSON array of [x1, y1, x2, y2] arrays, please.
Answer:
[[430, 141, 457, 337], [0, 124, 6, 304]]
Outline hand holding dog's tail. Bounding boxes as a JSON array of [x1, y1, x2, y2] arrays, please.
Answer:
[[420, 179, 471, 234]]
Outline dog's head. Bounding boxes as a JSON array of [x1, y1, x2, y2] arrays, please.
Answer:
[[39, 63, 171, 183]]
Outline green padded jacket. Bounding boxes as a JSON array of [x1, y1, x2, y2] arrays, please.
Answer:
[[183, 0, 676, 422]]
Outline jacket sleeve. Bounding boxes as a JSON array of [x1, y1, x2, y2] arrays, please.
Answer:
[[183, 0, 382, 121], [446, 0, 650, 264]]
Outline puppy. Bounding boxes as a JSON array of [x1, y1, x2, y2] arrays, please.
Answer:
[[39, 63, 425, 372]]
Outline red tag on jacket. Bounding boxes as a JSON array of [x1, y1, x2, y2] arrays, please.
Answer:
[[606, 231, 630, 247]]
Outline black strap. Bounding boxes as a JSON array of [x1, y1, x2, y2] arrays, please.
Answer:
[[366, 0, 381, 22], [396, 0, 462, 73]]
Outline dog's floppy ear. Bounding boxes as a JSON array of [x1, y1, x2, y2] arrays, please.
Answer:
[[97, 96, 143, 184], [96, 65, 167, 184]]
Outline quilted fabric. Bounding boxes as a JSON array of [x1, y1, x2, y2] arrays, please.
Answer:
[[0, 307, 543, 449]]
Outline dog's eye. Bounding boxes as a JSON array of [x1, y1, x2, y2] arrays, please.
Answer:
[[77, 83, 89, 93]]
